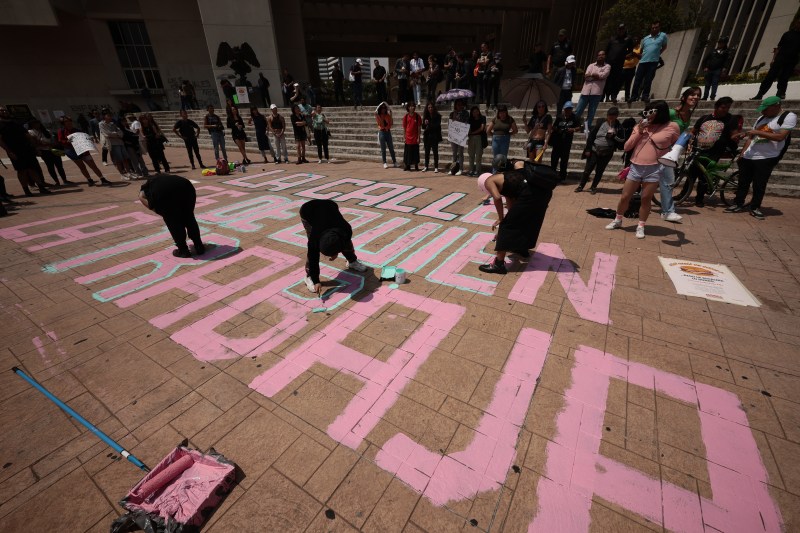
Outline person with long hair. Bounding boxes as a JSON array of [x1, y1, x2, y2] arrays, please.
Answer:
[[173, 109, 203, 169], [56, 116, 110, 186], [661, 86, 700, 216], [291, 104, 309, 164], [139, 114, 170, 174], [605, 100, 679, 238], [486, 105, 518, 172], [402, 102, 422, 171], [249, 106, 276, 163], [422, 102, 442, 172], [268, 105, 289, 164], [228, 106, 250, 164], [121, 115, 149, 177], [467, 105, 486, 176], [311, 105, 330, 163], [523, 100, 552, 162], [375, 102, 397, 168], [575, 107, 623, 193], [28, 118, 68, 185]]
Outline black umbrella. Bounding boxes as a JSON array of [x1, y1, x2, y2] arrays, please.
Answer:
[[500, 73, 560, 112]]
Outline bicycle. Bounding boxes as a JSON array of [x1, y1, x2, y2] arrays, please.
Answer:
[[653, 148, 743, 207]]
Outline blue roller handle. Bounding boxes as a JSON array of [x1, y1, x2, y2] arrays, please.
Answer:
[[12, 367, 150, 472]]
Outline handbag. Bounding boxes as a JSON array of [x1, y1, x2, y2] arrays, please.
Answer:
[[617, 166, 630, 181]]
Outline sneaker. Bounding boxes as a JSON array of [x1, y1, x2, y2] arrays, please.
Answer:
[[318, 159, 323, 164], [749, 95, 762, 101], [750, 208, 765, 220], [635, 225, 645, 239], [346, 260, 368, 272], [384, 163, 389, 169], [661, 212, 683, 222], [455, 170, 463, 176], [304, 276, 317, 293], [589, 188, 597, 195], [434, 168, 439, 173], [605, 218, 622, 230], [102, 162, 108, 166], [481, 198, 491, 206], [422, 166, 428, 172], [478, 258, 507, 274], [724, 205, 743, 213], [574, 186, 584, 193], [172, 248, 192, 258]]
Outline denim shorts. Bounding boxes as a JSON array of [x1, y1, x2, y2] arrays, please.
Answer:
[[626, 163, 662, 183]]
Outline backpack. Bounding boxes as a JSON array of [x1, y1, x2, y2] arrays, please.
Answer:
[[215, 158, 230, 175], [776, 111, 792, 162]]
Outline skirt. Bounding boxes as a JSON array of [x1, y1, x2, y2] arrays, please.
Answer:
[[403, 143, 420, 166], [495, 182, 552, 252]]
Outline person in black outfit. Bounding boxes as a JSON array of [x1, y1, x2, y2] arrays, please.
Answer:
[[257, 73, 271, 107], [0, 106, 51, 196], [527, 43, 547, 75], [691, 97, 741, 206], [604, 24, 633, 103], [331, 64, 345, 105], [350, 59, 364, 109], [139, 175, 205, 258], [299, 199, 368, 295], [422, 102, 442, 172], [575, 107, 623, 193], [702, 37, 731, 101], [547, 29, 573, 79], [753, 19, 800, 100], [550, 101, 581, 181], [173, 109, 204, 169], [140, 114, 170, 173], [554, 57, 577, 114], [373, 60, 387, 104], [249, 106, 276, 163], [395, 55, 411, 105], [477, 161, 557, 274], [486, 53, 503, 109]]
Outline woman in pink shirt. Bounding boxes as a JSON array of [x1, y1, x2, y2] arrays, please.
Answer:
[[605, 100, 679, 238]]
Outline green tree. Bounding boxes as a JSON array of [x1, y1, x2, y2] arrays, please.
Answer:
[[597, 0, 705, 44]]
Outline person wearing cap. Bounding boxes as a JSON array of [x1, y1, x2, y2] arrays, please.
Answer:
[[604, 24, 633, 103], [546, 29, 573, 79], [554, 55, 578, 113], [702, 37, 731, 101], [726, 96, 796, 220], [350, 59, 364, 109], [550, 101, 582, 182], [574, 50, 611, 135], [630, 20, 668, 103], [299, 199, 368, 295], [752, 19, 800, 101], [575, 106, 623, 193], [476, 161, 557, 274]]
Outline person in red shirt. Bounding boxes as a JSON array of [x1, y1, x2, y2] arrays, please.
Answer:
[[402, 103, 422, 171]]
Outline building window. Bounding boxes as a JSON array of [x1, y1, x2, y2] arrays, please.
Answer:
[[108, 21, 163, 90]]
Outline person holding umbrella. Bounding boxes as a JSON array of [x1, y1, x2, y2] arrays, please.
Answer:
[[449, 99, 469, 175]]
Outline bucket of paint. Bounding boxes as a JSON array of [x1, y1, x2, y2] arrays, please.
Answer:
[[395, 268, 407, 284]]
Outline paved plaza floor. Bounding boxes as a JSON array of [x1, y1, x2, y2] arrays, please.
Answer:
[[0, 145, 799, 532]]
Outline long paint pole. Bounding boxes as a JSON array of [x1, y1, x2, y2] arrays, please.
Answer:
[[12, 367, 150, 472]]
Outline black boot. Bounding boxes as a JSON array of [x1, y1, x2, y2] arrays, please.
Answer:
[[478, 257, 507, 274], [172, 248, 191, 258]]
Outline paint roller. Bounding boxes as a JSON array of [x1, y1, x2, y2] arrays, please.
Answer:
[[131, 454, 194, 500]]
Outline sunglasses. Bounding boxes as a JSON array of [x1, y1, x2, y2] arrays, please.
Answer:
[[642, 108, 657, 117]]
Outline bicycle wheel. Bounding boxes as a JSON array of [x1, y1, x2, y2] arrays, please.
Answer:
[[671, 165, 695, 205], [720, 171, 749, 207]]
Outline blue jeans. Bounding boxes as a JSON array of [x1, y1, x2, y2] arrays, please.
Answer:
[[491, 135, 511, 171], [630, 61, 658, 101], [378, 131, 396, 164], [574, 94, 602, 131], [659, 164, 676, 214], [210, 131, 228, 161]]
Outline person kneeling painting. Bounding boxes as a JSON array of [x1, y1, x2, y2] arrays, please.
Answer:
[[139, 174, 205, 258], [477, 161, 558, 274], [301, 199, 369, 295]]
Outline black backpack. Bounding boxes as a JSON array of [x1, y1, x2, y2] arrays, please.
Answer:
[[776, 111, 792, 162]]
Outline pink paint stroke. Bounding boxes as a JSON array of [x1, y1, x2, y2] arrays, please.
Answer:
[[294, 178, 374, 200], [397, 227, 467, 274], [221, 170, 285, 188], [270, 208, 383, 247], [426, 232, 497, 295], [459, 204, 497, 226], [376, 328, 550, 505], [193, 185, 249, 208], [262, 172, 326, 191], [529, 345, 783, 533], [0, 205, 119, 240], [337, 183, 415, 207], [249, 285, 466, 449], [373, 187, 430, 214], [508, 243, 617, 325], [355, 222, 441, 267], [197, 195, 306, 232], [415, 192, 466, 221], [44, 231, 173, 273]]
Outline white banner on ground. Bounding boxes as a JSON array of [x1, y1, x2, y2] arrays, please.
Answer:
[[447, 120, 469, 147], [67, 132, 96, 156], [659, 257, 761, 307]]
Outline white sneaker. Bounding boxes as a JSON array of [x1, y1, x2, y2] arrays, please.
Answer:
[[455, 170, 463, 176], [605, 218, 622, 230], [304, 276, 316, 292], [434, 168, 439, 173], [422, 167, 428, 172], [346, 260, 368, 272], [384, 163, 389, 169], [635, 225, 646, 239], [661, 212, 683, 222]]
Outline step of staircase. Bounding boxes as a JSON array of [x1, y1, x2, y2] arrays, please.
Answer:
[[150, 100, 800, 197]]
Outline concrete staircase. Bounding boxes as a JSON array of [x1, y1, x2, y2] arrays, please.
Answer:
[[151, 100, 800, 197]]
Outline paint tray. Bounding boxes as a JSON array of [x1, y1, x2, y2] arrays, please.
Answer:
[[111, 443, 236, 533], [380, 266, 396, 281]]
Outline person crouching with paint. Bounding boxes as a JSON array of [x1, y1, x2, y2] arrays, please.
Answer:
[[301, 199, 369, 295], [477, 161, 558, 274], [139, 174, 206, 258]]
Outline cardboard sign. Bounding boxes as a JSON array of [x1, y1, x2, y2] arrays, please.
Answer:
[[659, 257, 760, 307], [447, 120, 469, 147], [235, 86, 250, 104], [67, 132, 96, 156]]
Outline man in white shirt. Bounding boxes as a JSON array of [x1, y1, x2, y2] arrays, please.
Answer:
[[410, 52, 425, 106], [726, 96, 796, 219]]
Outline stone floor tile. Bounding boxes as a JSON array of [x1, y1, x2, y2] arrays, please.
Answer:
[[196, 369, 252, 411], [170, 397, 223, 438], [362, 477, 421, 533], [413, 349, 485, 403], [451, 328, 514, 372], [191, 396, 259, 451], [305, 507, 361, 532], [327, 456, 392, 528], [274, 433, 332, 486], [303, 444, 360, 503]]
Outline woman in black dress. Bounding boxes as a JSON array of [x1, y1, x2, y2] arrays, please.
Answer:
[[248, 106, 275, 163], [477, 161, 558, 274], [291, 104, 309, 164], [228, 106, 250, 164], [139, 114, 170, 174], [421, 102, 442, 172]]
